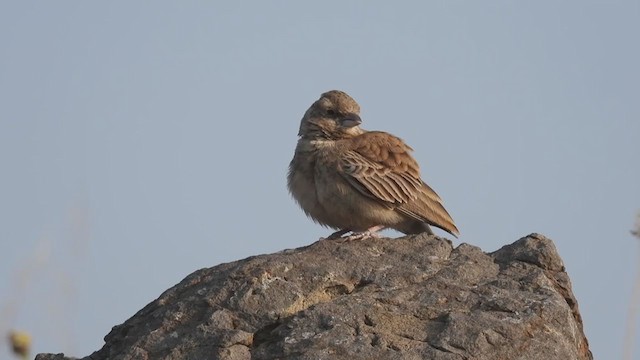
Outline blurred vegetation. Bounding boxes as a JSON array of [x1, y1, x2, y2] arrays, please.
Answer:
[[624, 211, 640, 360], [2, 205, 89, 358], [8, 330, 31, 360]]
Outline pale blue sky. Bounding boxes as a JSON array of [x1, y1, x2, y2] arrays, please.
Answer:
[[1, 2, 639, 359]]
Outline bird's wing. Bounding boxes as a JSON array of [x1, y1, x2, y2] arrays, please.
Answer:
[[339, 131, 459, 236], [339, 131, 423, 205]]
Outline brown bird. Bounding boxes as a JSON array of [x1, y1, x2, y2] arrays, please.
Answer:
[[288, 90, 459, 240]]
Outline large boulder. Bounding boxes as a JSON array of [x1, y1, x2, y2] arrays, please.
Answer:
[[36, 233, 591, 360]]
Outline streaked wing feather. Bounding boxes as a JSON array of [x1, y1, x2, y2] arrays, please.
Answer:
[[340, 149, 417, 204], [397, 182, 459, 236], [339, 131, 459, 236]]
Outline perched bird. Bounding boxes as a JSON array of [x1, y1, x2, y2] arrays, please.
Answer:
[[288, 90, 459, 240]]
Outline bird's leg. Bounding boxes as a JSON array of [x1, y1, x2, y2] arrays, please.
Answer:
[[324, 229, 351, 240], [342, 225, 386, 241]]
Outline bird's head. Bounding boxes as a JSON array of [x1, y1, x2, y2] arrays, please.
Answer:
[[298, 90, 364, 140]]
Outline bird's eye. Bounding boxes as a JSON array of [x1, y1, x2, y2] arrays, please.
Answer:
[[326, 109, 336, 116]]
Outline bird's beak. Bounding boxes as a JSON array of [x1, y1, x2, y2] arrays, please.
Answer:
[[340, 113, 362, 128]]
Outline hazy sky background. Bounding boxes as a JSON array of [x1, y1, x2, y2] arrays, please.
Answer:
[[1, 2, 638, 359]]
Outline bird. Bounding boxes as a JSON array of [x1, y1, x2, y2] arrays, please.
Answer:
[[287, 90, 459, 240]]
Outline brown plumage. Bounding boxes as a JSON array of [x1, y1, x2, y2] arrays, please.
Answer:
[[288, 90, 459, 239]]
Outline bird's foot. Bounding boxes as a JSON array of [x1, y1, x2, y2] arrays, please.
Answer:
[[320, 229, 350, 241], [342, 231, 378, 242], [338, 225, 386, 242]]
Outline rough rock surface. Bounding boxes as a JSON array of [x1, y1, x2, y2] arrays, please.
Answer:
[[36, 233, 591, 360]]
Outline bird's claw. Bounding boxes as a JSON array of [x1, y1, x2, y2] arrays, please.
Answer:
[[340, 230, 380, 242]]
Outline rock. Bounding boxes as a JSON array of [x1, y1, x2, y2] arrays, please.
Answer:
[[36, 233, 592, 360]]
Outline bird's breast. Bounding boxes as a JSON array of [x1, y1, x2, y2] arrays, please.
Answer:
[[288, 144, 335, 227]]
